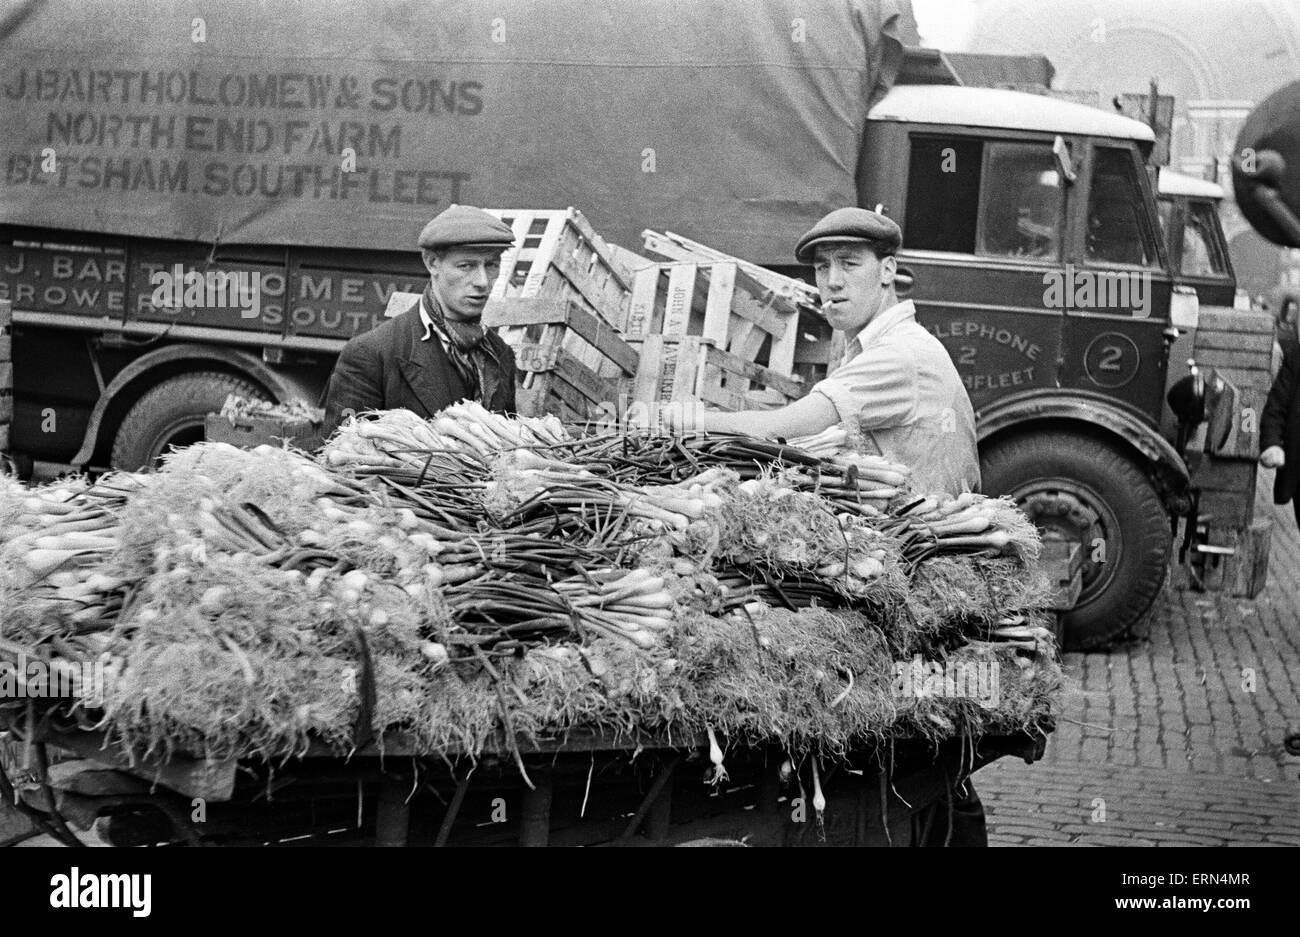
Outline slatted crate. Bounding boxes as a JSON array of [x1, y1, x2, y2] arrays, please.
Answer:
[[640, 229, 844, 394], [631, 335, 804, 411], [1192, 308, 1276, 460], [1188, 456, 1257, 530], [482, 297, 639, 423], [487, 208, 632, 377], [1191, 518, 1272, 598]]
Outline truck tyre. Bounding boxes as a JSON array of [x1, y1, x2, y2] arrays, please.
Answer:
[[980, 430, 1171, 651], [111, 372, 270, 470]]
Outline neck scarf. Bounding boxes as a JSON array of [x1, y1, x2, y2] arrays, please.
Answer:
[[422, 282, 497, 400]]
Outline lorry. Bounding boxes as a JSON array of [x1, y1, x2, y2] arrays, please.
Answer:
[[0, 0, 1276, 653]]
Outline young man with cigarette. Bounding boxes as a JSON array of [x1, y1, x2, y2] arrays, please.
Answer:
[[665, 206, 980, 500], [665, 207, 987, 845]]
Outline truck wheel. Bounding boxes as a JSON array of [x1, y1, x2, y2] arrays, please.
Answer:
[[980, 430, 1171, 651], [111, 372, 269, 470]]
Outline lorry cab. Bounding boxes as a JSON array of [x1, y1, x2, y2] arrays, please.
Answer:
[[1156, 169, 1237, 308], [858, 85, 1200, 649]]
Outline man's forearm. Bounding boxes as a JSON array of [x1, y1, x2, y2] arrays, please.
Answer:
[[687, 392, 839, 440]]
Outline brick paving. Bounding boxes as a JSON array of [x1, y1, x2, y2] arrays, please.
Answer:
[[978, 467, 1300, 845]]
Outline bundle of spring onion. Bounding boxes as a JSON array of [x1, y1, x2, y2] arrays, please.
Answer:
[[0, 403, 1060, 764]]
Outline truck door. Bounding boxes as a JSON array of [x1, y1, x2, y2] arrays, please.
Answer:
[[1158, 196, 1236, 307], [1057, 144, 1172, 419], [897, 133, 1065, 408]]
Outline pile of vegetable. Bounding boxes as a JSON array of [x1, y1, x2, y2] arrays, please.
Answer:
[[0, 402, 1060, 765]]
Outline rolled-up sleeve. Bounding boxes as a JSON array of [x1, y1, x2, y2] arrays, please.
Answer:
[[811, 343, 917, 430]]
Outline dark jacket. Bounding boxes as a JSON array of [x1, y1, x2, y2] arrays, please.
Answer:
[[320, 300, 516, 438], [1261, 343, 1300, 504]]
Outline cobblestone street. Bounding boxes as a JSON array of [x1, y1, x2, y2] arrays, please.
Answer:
[[979, 468, 1300, 845]]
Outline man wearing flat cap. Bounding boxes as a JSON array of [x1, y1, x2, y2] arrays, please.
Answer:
[[320, 204, 518, 436], [665, 207, 987, 845], [668, 206, 980, 498]]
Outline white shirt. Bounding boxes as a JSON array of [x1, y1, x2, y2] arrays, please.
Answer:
[[811, 300, 981, 497], [418, 295, 453, 354]]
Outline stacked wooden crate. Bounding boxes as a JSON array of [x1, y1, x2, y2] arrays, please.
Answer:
[[0, 299, 11, 455], [630, 231, 813, 409], [1186, 307, 1276, 597], [481, 208, 638, 422]]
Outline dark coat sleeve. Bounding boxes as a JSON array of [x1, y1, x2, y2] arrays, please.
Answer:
[[321, 336, 384, 439], [497, 338, 518, 415], [1261, 346, 1298, 453]]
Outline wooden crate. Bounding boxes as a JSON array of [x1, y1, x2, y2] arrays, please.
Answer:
[[641, 230, 821, 312], [0, 392, 11, 425], [622, 261, 801, 377], [1189, 456, 1258, 529], [204, 413, 320, 449], [483, 297, 638, 423], [630, 335, 804, 411], [487, 208, 631, 376], [0, 331, 10, 363], [1191, 518, 1272, 598], [0, 298, 10, 329]]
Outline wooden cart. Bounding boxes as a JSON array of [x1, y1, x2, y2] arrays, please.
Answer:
[[1, 703, 1048, 847]]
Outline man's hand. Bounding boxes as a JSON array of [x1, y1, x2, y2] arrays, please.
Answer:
[[1260, 445, 1286, 469]]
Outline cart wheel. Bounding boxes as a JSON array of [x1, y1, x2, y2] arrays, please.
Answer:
[[1285, 733, 1300, 757]]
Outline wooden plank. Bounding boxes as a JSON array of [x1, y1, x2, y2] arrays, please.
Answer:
[[704, 344, 805, 399], [1193, 330, 1277, 353], [549, 241, 629, 330], [662, 265, 696, 337], [492, 210, 536, 297], [640, 231, 700, 264], [633, 336, 665, 404], [1195, 349, 1276, 370], [668, 337, 706, 402], [626, 267, 661, 339], [0, 362, 11, 390], [1198, 310, 1274, 333], [703, 264, 735, 346], [770, 306, 798, 374], [651, 230, 822, 311], [564, 209, 630, 291], [727, 283, 791, 341], [520, 214, 567, 298], [484, 297, 639, 376]]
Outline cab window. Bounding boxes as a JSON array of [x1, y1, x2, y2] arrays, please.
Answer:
[[976, 144, 1062, 260], [904, 136, 1062, 260], [1180, 200, 1228, 277], [1086, 147, 1157, 267]]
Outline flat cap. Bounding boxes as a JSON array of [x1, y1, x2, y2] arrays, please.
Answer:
[[795, 207, 902, 264], [417, 204, 516, 252]]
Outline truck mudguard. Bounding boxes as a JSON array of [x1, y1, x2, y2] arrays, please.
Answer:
[[69, 342, 313, 468], [977, 389, 1191, 494]]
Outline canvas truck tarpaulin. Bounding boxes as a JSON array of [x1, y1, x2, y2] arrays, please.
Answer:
[[0, 0, 901, 265]]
